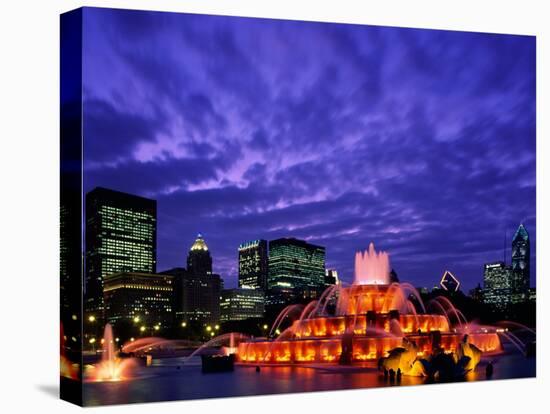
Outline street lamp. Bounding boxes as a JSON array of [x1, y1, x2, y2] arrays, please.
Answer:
[[133, 316, 140, 323], [88, 315, 96, 323], [140, 326, 146, 333], [181, 321, 187, 328], [214, 324, 220, 331], [89, 337, 96, 352], [206, 325, 212, 332]]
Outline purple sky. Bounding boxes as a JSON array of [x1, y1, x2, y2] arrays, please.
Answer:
[[81, 7, 536, 291]]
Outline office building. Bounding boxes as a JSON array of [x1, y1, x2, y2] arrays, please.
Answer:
[[220, 288, 265, 322], [85, 187, 157, 321], [103, 272, 174, 329], [483, 262, 512, 310], [268, 238, 326, 305], [238, 239, 268, 291], [161, 234, 221, 324], [511, 223, 530, 303]]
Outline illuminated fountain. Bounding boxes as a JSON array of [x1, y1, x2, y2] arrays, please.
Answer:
[[237, 243, 503, 375], [88, 324, 136, 382], [60, 323, 79, 380]]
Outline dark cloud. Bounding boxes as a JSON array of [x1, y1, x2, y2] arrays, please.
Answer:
[[81, 7, 536, 290]]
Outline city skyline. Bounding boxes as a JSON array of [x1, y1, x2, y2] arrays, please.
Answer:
[[81, 8, 536, 290], [83, 184, 533, 294]]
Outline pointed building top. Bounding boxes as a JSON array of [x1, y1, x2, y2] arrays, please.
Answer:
[[190, 233, 209, 251], [513, 223, 529, 242], [440, 270, 460, 292]]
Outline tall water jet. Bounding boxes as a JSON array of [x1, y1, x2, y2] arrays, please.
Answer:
[[90, 324, 135, 382], [354, 242, 390, 285]]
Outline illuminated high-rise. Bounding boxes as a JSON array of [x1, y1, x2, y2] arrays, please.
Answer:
[[85, 187, 157, 321], [511, 223, 530, 303], [238, 239, 268, 290], [161, 234, 221, 324], [187, 233, 212, 276], [483, 262, 512, 311], [268, 238, 326, 305]]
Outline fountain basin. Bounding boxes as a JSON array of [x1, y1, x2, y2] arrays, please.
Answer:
[[237, 332, 500, 364]]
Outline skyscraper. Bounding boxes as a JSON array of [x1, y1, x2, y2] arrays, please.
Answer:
[[85, 187, 157, 321], [268, 238, 326, 305], [187, 233, 212, 276], [511, 223, 530, 303], [238, 239, 268, 290], [483, 262, 512, 311], [161, 234, 221, 324]]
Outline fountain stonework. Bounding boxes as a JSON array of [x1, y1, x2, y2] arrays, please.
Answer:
[[237, 243, 501, 372]]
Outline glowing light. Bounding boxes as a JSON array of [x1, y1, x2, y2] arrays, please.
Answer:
[[89, 338, 96, 344], [133, 316, 140, 323], [88, 315, 96, 322], [440, 270, 461, 292], [206, 326, 212, 332], [190, 234, 209, 251], [140, 326, 146, 332], [181, 321, 187, 327], [90, 324, 136, 382]]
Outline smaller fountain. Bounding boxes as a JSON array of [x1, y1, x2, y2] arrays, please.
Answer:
[[89, 324, 136, 382], [60, 323, 78, 380]]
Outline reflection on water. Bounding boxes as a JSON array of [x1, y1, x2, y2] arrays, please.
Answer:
[[83, 350, 535, 406]]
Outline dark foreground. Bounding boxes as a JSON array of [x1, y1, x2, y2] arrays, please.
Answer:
[[82, 347, 535, 406]]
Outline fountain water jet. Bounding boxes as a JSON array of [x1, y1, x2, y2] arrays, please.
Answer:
[[355, 243, 390, 285], [89, 324, 136, 382]]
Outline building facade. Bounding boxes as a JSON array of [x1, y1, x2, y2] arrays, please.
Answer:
[[220, 288, 265, 322], [160, 234, 221, 324], [324, 269, 339, 286], [103, 272, 174, 329], [187, 233, 212, 276], [238, 239, 268, 291], [161, 267, 222, 324], [483, 262, 512, 310], [267, 238, 326, 305], [85, 187, 157, 322], [511, 223, 530, 303]]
